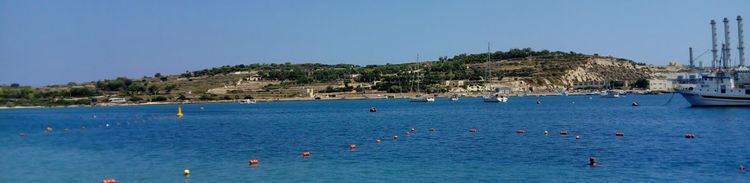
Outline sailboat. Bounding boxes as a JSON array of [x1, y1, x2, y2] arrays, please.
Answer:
[[482, 43, 508, 103], [410, 54, 435, 102]]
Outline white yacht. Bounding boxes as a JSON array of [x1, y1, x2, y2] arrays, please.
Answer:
[[449, 94, 459, 101], [239, 99, 256, 104], [410, 94, 435, 102], [481, 43, 509, 103], [483, 94, 508, 102], [409, 54, 434, 103], [600, 90, 620, 98]]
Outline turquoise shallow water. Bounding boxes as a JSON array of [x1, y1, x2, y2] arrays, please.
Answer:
[[1, 95, 749, 182]]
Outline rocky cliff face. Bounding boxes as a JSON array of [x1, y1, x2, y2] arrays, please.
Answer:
[[560, 57, 649, 86]]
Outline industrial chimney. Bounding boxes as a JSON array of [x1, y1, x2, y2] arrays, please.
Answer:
[[711, 20, 718, 68], [689, 47, 694, 69], [723, 17, 731, 68], [738, 15, 745, 67]]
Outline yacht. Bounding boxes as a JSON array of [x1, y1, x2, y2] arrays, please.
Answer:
[[483, 94, 508, 102], [409, 54, 434, 102], [410, 94, 435, 102], [239, 99, 256, 104], [450, 94, 459, 101], [600, 90, 620, 98], [482, 43, 509, 103]]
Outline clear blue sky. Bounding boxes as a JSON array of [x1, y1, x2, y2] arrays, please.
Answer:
[[1, 0, 749, 86]]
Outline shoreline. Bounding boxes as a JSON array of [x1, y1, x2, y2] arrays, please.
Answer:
[[0, 91, 667, 110]]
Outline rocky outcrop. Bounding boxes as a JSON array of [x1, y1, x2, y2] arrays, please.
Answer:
[[560, 57, 649, 86]]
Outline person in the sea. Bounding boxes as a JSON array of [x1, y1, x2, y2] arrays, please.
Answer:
[[589, 157, 597, 166]]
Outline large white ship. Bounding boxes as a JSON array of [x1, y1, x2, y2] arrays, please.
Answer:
[[676, 74, 750, 106]]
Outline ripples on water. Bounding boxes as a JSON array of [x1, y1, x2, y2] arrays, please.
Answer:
[[1, 95, 749, 182]]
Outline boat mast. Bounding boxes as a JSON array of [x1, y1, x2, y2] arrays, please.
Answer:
[[487, 42, 491, 94], [416, 54, 420, 95]]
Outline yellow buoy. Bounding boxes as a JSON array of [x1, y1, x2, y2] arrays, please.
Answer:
[[177, 106, 184, 118], [183, 169, 190, 176], [46, 127, 52, 131], [544, 130, 548, 135], [411, 128, 415, 132]]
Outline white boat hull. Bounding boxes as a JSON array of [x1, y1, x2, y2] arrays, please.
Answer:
[[677, 90, 750, 106], [410, 97, 435, 102], [483, 96, 508, 103]]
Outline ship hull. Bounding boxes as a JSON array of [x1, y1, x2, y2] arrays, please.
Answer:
[[483, 96, 508, 103], [677, 90, 750, 106]]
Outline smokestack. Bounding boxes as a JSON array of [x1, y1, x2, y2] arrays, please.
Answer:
[[724, 17, 731, 68], [711, 20, 718, 68], [689, 47, 694, 69], [739, 15, 745, 67]]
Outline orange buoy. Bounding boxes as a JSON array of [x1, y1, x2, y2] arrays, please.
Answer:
[[429, 128, 435, 131], [685, 134, 695, 138], [632, 102, 639, 106], [405, 131, 410, 135], [393, 135, 398, 139], [616, 132, 625, 136], [560, 131, 568, 135], [369, 107, 376, 112], [101, 179, 117, 183], [249, 159, 259, 165], [302, 152, 311, 157], [469, 129, 477, 133], [376, 139, 381, 144], [350, 144, 357, 150], [517, 130, 525, 134], [19, 133, 25, 136]]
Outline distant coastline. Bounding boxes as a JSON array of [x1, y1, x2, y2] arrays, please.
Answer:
[[0, 90, 665, 110]]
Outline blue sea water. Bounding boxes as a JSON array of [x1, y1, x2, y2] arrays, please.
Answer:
[[1, 95, 749, 182]]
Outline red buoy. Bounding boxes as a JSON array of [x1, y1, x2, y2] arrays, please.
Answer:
[[302, 152, 311, 157], [81, 126, 86, 130], [560, 131, 568, 135], [393, 135, 398, 139], [469, 129, 477, 133], [101, 179, 117, 183], [376, 139, 381, 144], [350, 144, 357, 150], [632, 102, 639, 106], [616, 132, 625, 136], [429, 128, 435, 131], [685, 134, 695, 138], [19, 133, 25, 136], [249, 159, 259, 165], [517, 130, 525, 134], [369, 107, 376, 112], [405, 131, 410, 135]]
